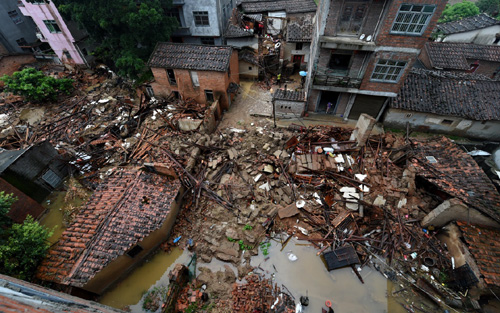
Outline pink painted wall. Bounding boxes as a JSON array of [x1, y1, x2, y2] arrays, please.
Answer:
[[18, 0, 86, 65]]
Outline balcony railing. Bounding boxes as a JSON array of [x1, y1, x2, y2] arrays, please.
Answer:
[[314, 71, 362, 89]]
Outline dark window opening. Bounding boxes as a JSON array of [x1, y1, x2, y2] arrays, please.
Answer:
[[171, 36, 183, 43], [328, 52, 352, 76], [441, 119, 453, 125], [249, 66, 252, 70], [166, 69, 177, 85], [205, 90, 214, 102], [494, 34, 500, 44], [63, 50, 72, 60], [338, 2, 367, 35], [295, 42, 303, 50], [16, 38, 29, 47], [193, 11, 209, 26], [166, 8, 182, 25], [8, 10, 23, 24], [200, 37, 215, 45], [81, 48, 88, 56], [127, 245, 144, 258], [43, 20, 61, 33], [172, 91, 180, 99]]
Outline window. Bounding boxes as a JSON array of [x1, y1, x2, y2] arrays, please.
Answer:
[[190, 71, 199, 87], [193, 11, 209, 26], [126, 245, 143, 258], [205, 90, 214, 102], [16, 38, 28, 47], [166, 8, 182, 25], [370, 59, 407, 83], [43, 20, 61, 33], [63, 50, 72, 60], [200, 37, 215, 45], [391, 4, 436, 35], [441, 119, 453, 125], [8, 10, 23, 24], [249, 66, 253, 70], [166, 69, 177, 85], [295, 42, 303, 50], [337, 2, 368, 35], [172, 91, 180, 99], [42, 169, 62, 189]]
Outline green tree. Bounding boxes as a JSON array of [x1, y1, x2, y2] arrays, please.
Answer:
[[477, 0, 500, 17], [0, 68, 74, 102], [0, 192, 16, 231], [50, 0, 179, 79], [439, 1, 480, 23], [0, 216, 53, 280]]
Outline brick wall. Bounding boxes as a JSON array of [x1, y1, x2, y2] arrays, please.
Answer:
[[0, 178, 45, 223], [359, 51, 417, 93], [375, 0, 447, 49], [151, 51, 239, 111]]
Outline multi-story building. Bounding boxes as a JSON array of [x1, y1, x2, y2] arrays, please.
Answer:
[[18, 0, 92, 66], [0, 0, 38, 55], [305, 0, 447, 120], [168, 0, 236, 45]]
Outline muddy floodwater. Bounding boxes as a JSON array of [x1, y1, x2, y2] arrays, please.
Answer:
[[98, 237, 406, 312]]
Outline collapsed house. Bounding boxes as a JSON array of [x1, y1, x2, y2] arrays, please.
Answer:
[[36, 167, 183, 297], [436, 13, 500, 45]]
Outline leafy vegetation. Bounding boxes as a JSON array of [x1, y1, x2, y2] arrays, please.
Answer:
[[243, 224, 253, 231], [0, 193, 53, 280], [477, 0, 500, 17], [439, 1, 480, 23], [49, 0, 179, 79], [0, 68, 74, 102], [260, 241, 271, 256]]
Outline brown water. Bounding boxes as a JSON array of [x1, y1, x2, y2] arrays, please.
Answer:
[[40, 188, 89, 244], [100, 247, 190, 310]]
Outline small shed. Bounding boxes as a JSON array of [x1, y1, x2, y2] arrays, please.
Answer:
[[273, 88, 306, 118]]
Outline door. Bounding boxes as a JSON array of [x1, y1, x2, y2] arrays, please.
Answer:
[[292, 55, 303, 72], [337, 1, 369, 36], [317, 91, 340, 114], [348, 95, 386, 120]]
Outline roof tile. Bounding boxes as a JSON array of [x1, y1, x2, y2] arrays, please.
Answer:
[[425, 42, 500, 70], [437, 13, 500, 35]]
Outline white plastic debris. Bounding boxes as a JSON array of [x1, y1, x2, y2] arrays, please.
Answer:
[[420, 265, 429, 272], [359, 184, 370, 192], [467, 150, 491, 156], [295, 303, 303, 313], [296, 200, 306, 208], [355, 174, 367, 181], [334, 154, 344, 163], [287, 253, 298, 262], [259, 182, 271, 191], [294, 226, 308, 236], [254, 173, 262, 182]]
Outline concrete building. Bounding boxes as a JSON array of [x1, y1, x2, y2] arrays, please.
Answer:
[[384, 69, 500, 141], [273, 89, 306, 118], [168, 0, 236, 45], [0, 0, 38, 55], [148, 42, 239, 110], [436, 13, 500, 45], [18, 0, 91, 66], [305, 0, 447, 120]]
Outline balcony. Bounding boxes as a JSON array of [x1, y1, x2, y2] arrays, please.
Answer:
[[313, 71, 362, 89], [319, 36, 376, 51]]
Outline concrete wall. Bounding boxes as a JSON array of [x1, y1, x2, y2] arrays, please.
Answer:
[[151, 50, 239, 110], [0, 0, 38, 54], [283, 42, 311, 68], [81, 186, 185, 295], [384, 108, 500, 141], [275, 99, 306, 118], [19, 0, 86, 65], [227, 37, 259, 49], [239, 60, 259, 79], [442, 25, 500, 45]]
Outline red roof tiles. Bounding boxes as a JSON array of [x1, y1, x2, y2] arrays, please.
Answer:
[[36, 168, 181, 287], [411, 137, 500, 223], [457, 221, 500, 287]]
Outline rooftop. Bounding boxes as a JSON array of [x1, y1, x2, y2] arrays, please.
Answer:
[[239, 0, 317, 14], [286, 15, 314, 42], [411, 137, 500, 224], [425, 42, 500, 70], [274, 89, 306, 101], [437, 13, 500, 35], [0, 148, 25, 174], [225, 23, 255, 38], [148, 43, 233, 72], [391, 69, 500, 121], [239, 49, 259, 66], [36, 168, 181, 287], [457, 221, 500, 288]]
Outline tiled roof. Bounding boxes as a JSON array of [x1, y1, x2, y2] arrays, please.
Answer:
[[411, 137, 500, 224], [425, 42, 500, 70], [391, 69, 500, 121], [437, 13, 500, 35], [240, 0, 317, 14], [287, 15, 313, 42], [274, 89, 306, 101], [148, 43, 233, 72], [225, 23, 255, 38], [457, 221, 500, 287], [239, 50, 259, 66], [0, 148, 25, 173], [36, 168, 181, 287]]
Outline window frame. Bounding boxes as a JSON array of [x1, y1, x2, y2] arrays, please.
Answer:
[[370, 59, 407, 83], [205, 90, 214, 102], [190, 71, 200, 87], [43, 20, 62, 33], [193, 11, 209, 27], [390, 4, 436, 36], [8, 10, 23, 25], [166, 68, 177, 86], [200, 37, 215, 45]]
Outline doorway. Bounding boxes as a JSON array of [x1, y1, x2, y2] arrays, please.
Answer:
[[317, 91, 340, 114]]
